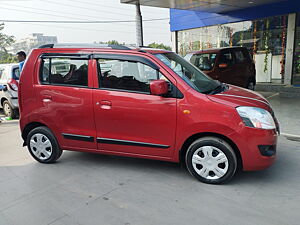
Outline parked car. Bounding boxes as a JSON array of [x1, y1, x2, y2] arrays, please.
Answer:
[[185, 47, 256, 90], [19, 44, 279, 184], [0, 63, 20, 118]]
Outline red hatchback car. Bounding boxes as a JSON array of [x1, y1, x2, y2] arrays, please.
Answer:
[[19, 44, 279, 184]]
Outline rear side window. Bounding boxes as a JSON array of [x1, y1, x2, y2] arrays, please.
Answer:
[[13, 67, 20, 80], [191, 53, 217, 71], [97, 59, 160, 93], [234, 50, 247, 63], [219, 51, 235, 66], [40, 58, 88, 87]]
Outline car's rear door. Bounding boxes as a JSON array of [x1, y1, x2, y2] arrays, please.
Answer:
[[92, 53, 177, 159], [232, 48, 251, 87], [217, 50, 237, 85], [35, 52, 97, 151]]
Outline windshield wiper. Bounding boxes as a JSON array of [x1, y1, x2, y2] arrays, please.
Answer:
[[208, 83, 227, 95]]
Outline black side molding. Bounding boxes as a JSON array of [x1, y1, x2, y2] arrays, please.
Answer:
[[62, 133, 94, 142], [97, 138, 169, 149]]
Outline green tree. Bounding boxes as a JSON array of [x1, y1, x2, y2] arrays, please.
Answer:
[[0, 52, 17, 64], [0, 23, 15, 53], [0, 23, 16, 64], [147, 42, 172, 51], [106, 40, 125, 45], [96, 40, 126, 45]]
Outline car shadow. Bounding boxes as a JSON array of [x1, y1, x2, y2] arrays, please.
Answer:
[[58, 150, 284, 185]]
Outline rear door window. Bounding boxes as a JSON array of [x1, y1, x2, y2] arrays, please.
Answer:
[[219, 51, 235, 67], [13, 67, 20, 80], [234, 50, 247, 63], [191, 53, 217, 71], [40, 58, 88, 87]]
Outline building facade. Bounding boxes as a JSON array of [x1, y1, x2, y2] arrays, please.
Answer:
[[8, 33, 58, 55], [121, 0, 300, 86], [169, 1, 300, 86]]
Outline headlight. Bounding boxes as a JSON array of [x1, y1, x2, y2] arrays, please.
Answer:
[[236, 106, 276, 130]]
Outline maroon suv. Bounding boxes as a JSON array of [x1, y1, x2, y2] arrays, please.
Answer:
[[185, 47, 256, 90]]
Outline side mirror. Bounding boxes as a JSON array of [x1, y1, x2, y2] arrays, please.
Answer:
[[150, 80, 168, 96], [219, 63, 228, 69]]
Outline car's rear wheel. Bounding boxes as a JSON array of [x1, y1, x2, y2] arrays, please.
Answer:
[[3, 100, 18, 119], [27, 126, 62, 163], [185, 137, 237, 184]]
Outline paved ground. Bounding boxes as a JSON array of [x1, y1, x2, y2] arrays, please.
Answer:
[[0, 115, 300, 224], [1, 94, 300, 225], [266, 94, 300, 136]]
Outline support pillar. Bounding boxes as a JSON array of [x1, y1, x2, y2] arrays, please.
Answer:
[[284, 13, 296, 85]]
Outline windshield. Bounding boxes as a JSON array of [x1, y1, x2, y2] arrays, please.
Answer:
[[155, 52, 220, 94]]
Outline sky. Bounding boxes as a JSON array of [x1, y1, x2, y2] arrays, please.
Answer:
[[0, 0, 171, 46]]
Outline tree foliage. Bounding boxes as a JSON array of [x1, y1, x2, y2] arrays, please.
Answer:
[[147, 42, 172, 51], [0, 23, 16, 63], [96, 40, 126, 45], [0, 52, 18, 64], [106, 40, 125, 45], [0, 23, 15, 53]]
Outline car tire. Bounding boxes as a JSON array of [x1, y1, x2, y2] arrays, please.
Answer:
[[247, 81, 255, 90], [3, 100, 18, 119], [27, 126, 62, 163], [185, 137, 237, 184]]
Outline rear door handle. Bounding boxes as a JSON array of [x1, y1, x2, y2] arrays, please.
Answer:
[[97, 100, 112, 109], [100, 100, 111, 106], [42, 95, 52, 103]]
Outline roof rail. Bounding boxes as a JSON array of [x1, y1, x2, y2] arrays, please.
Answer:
[[38, 43, 131, 50]]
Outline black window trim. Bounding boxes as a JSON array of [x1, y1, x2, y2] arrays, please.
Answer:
[[99, 87, 151, 95], [40, 53, 91, 59], [93, 54, 159, 71]]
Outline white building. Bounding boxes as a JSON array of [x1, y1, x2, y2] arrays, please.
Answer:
[[8, 33, 58, 54]]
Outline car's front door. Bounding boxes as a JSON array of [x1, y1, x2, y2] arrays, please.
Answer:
[[92, 54, 177, 159]]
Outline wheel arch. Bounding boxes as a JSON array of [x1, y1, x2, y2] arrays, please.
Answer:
[[179, 132, 243, 171], [1, 97, 8, 107], [22, 122, 49, 146]]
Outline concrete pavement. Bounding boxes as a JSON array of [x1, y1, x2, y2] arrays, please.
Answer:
[[0, 117, 300, 225], [266, 94, 300, 136]]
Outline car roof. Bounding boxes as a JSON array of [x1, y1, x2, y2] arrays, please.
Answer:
[[188, 46, 247, 55], [37, 44, 171, 55]]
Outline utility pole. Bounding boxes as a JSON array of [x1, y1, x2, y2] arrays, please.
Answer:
[[135, 2, 144, 47]]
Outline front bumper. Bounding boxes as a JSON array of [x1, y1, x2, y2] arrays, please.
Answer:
[[229, 128, 278, 171]]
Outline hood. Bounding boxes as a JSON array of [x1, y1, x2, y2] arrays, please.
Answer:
[[207, 85, 272, 111]]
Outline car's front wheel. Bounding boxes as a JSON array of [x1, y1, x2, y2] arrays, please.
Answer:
[[185, 137, 237, 184], [27, 126, 62, 163]]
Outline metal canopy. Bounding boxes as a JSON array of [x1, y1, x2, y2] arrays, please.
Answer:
[[121, 0, 286, 13]]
